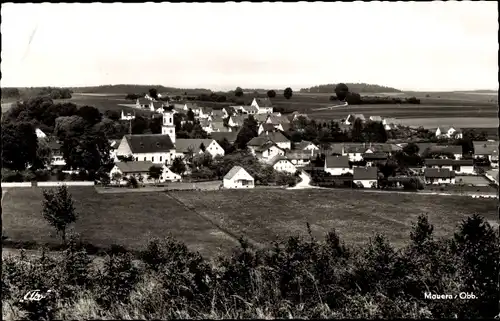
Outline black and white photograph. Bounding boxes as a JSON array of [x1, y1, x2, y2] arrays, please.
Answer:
[[1, 1, 498, 319]]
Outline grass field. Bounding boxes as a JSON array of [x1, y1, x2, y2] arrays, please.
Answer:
[[1, 187, 238, 258], [4, 187, 495, 258]]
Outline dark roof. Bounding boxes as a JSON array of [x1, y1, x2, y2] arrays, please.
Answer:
[[267, 155, 293, 166], [254, 98, 273, 108], [175, 139, 214, 154], [353, 167, 378, 180], [248, 136, 271, 147], [424, 159, 473, 166], [125, 134, 175, 153], [286, 150, 317, 160], [473, 141, 498, 155], [325, 155, 349, 168], [152, 101, 164, 109], [295, 141, 317, 150], [137, 98, 150, 105], [415, 143, 438, 154], [223, 106, 236, 116], [115, 161, 156, 173], [362, 152, 388, 160], [268, 115, 290, 124], [47, 140, 62, 151], [254, 114, 270, 123], [255, 141, 282, 152], [424, 168, 456, 178], [261, 123, 277, 131], [210, 131, 239, 143], [259, 131, 290, 144], [244, 105, 259, 113], [429, 145, 462, 155]]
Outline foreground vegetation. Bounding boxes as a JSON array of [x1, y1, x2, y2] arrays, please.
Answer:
[[2, 213, 498, 319]]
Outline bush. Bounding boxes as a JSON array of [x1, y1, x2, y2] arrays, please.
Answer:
[[127, 176, 139, 188], [1, 168, 24, 182], [34, 169, 51, 182]]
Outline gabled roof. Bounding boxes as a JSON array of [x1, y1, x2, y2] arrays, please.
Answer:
[[175, 139, 214, 153], [345, 145, 367, 153], [199, 106, 213, 114], [254, 97, 273, 108], [424, 168, 456, 178], [115, 161, 157, 173], [415, 143, 439, 154], [280, 123, 291, 132], [152, 101, 164, 109], [125, 134, 175, 153], [255, 141, 282, 152], [325, 155, 349, 168], [268, 115, 291, 124], [223, 106, 236, 116], [286, 150, 318, 160], [260, 123, 278, 132], [244, 105, 259, 113], [267, 155, 293, 166], [425, 159, 473, 166], [224, 166, 253, 180], [210, 131, 239, 143], [259, 131, 290, 144], [47, 140, 62, 151], [248, 136, 272, 147], [353, 167, 378, 180], [362, 152, 388, 160], [295, 140, 317, 150], [473, 141, 498, 155], [254, 114, 270, 123], [429, 145, 462, 155], [230, 115, 247, 127], [211, 109, 225, 117]]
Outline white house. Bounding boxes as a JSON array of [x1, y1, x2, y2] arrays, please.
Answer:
[[324, 155, 351, 176], [136, 98, 153, 110], [286, 150, 317, 167], [115, 134, 176, 165], [258, 131, 291, 150], [344, 145, 367, 162], [453, 160, 475, 174], [109, 161, 181, 185], [247, 139, 285, 161], [473, 141, 499, 168], [424, 168, 456, 185], [223, 166, 255, 189], [353, 167, 378, 188], [35, 128, 47, 139], [268, 155, 297, 174], [258, 123, 284, 135], [295, 140, 319, 152], [175, 139, 225, 159], [251, 98, 274, 114], [121, 110, 135, 121], [435, 126, 463, 139]]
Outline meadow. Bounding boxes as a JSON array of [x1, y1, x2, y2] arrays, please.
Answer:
[[2, 187, 497, 258]]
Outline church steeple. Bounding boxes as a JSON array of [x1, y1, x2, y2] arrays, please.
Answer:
[[161, 110, 176, 143]]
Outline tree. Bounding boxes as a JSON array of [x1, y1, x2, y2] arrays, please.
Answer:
[[131, 115, 149, 134], [199, 142, 206, 153], [42, 185, 78, 244], [112, 172, 122, 186], [33, 138, 53, 170], [335, 83, 349, 101], [149, 88, 158, 100], [351, 118, 364, 142], [235, 87, 244, 97], [170, 157, 186, 175], [1, 121, 38, 171], [104, 110, 120, 121], [284, 87, 293, 100], [403, 142, 420, 155], [77, 106, 102, 126], [267, 90, 276, 98], [217, 138, 235, 154], [187, 108, 195, 122], [149, 116, 162, 134], [345, 92, 362, 104], [148, 166, 163, 185], [235, 116, 258, 149]]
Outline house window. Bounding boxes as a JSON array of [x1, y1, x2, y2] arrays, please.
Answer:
[[135, 157, 138, 161], [160, 156, 162, 162], [144, 157, 146, 161], [152, 156, 155, 162]]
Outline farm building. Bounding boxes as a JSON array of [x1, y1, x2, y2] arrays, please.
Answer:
[[258, 123, 283, 135], [344, 145, 366, 162], [210, 131, 239, 144], [223, 166, 254, 189], [250, 97, 274, 114], [121, 110, 135, 121], [254, 131, 291, 150], [175, 139, 225, 159], [362, 152, 388, 166], [424, 168, 456, 185], [324, 155, 351, 176], [426, 145, 463, 160], [434, 126, 463, 139], [136, 98, 153, 109], [109, 161, 181, 185], [353, 167, 378, 188], [268, 155, 297, 174], [424, 159, 475, 174], [266, 114, 291, 126], [473, 141, 499, 168]]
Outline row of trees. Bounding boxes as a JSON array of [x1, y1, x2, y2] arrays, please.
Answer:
[[3, 194, 498, 319], [233, 87, 293, 100], [301, 82, 403, 93]]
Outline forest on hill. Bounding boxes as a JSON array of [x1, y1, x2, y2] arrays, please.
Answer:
[[300, 83, 402, 94]]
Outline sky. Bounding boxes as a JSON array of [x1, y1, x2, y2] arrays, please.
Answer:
[[1, 2, 498, 91]]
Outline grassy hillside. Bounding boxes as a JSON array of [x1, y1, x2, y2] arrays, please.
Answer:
[[300, 83, 402, 93], [2, 187, 496, 258]]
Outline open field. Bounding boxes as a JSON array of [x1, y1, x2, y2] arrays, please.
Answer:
[[395, 117, 499, 129], [455, 176, 491, 186], [3, 187, 497, 257], [1, 187, 238, 258]]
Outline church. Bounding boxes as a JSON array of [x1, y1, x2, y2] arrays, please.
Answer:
[[115, 109, 224, 165]]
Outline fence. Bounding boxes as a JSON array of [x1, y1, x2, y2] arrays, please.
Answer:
[[36, 181, 95, 187]]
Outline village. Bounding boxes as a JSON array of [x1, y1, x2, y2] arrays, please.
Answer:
[[32, 93, 499, 193]]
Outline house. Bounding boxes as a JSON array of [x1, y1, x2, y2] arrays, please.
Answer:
[[362, 152, 388, 167], [48, 140, 66, 166], [424, 159, 454, 171], [223, 166, 254, 189], [121, 110, 135, 121], [344, 145, 367, 162], [35, 128, 47, 139], [198, 107, 213, 119], [324, 155, 351, 176], [286, 150, 317, 167], [248, 140, 285, 161], [151, 101, 166, 113], [424, 168, 456, 185], [109, 139, 120, 161], [210, 131, 239, 144], [240, 105, 259, 115], [254, 114, 271, 123], [227, 115, 246, 127], [250, 98, 274, 114], [175, 139, 225, 159], [200, 119, 213, 134], [424, 159, 474, 174], [266, 115, 291, 125], [435, 126, 463, 139], [294, 140, 319, 152], [258, 131, 291, 150], [173, 102, 198, 113], [136, 98, 153, 110], [267, 155, 297, 174], [222, 106, 237, 118], [109, 161, 181, 185], [257, 123, 284, 135], [369, 116, 383, 122], [115, 134, 176, 165], [353, 167, 378, 188], [382, 118, 397, 130], [427, 145, 463, 160], [473, 141, 499, 167], [344, 114, 366, 125]]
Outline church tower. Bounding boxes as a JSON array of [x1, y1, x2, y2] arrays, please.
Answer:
[[162, 110, 176, 143]]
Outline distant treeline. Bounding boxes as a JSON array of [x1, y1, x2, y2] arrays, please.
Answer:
[[68, 84, 212, 95], [1, 88, 21, 99], [1, 87, 72, 100], [301, 83, 402, 94], [330, 94, 420, 105]]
